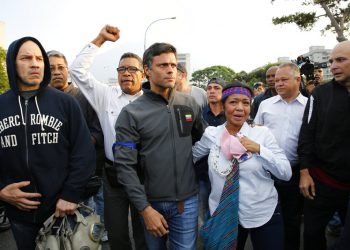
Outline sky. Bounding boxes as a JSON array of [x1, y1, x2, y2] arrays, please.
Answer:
[[1, 0, 340, 82]]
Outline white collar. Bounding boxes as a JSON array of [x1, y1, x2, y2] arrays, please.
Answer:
[[272, 93, 307, 105]]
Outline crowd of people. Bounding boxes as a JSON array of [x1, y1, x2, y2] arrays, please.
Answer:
[[0, 24, 349, 250]]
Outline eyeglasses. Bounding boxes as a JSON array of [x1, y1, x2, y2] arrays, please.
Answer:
[[116, 66, 142, 74], [50, 65, 67, 72]]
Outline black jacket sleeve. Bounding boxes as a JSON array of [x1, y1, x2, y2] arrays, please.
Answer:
[[298, 93, 318, 170], [60, 98, 96, 202], [75, 91, 104, 148], [191, 99, 207, 144], [86, 102, 104, 147]]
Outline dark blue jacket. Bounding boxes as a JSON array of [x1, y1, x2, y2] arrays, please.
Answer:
[[0, 37, 95, 223]]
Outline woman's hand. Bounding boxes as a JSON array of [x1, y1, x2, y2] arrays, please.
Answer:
[[240, 136, 260, 154]]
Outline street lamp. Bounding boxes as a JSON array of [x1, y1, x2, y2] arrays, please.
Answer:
[[144, 17, 176, 51]]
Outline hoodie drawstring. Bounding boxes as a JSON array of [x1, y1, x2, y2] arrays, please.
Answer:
[[18, 96, 26, 125], [35, 96, 45, 131], [18, 95, 45, 131]]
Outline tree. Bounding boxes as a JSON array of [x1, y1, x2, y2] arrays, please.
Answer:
[[272, 0, 349, 42], [190, 65, 236, 89], [0, 47, 9, 93], [234, 71, 249, 82], [190, 63, 282, 89], [246, 63, 280, 85]]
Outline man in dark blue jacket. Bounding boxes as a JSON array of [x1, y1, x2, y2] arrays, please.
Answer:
[[0, 37, 95, 250]]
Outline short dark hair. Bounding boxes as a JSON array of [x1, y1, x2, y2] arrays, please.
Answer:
[[119, 52, 143, 70], [177, 62, 187, 73], [143, 43, 177, 69], [47, 50, 68, 66], [221, 80, 253, 104], [207, 77, 226, 88], [253, 82, 264, 89]]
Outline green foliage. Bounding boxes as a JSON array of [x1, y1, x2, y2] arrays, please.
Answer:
[[190, 65, 236, 88], [0, 47, 9, 94], [234, 71, 248, 82], [190, 63, 280, 89], [272, 0, 349, 41], [272, 12, 317, 30], [246, 63, 279, 85]]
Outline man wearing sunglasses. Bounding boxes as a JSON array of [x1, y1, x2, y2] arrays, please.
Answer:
[[70, 25, 146, 250]]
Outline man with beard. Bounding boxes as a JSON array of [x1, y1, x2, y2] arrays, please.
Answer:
[[0, 37, 94, 250]]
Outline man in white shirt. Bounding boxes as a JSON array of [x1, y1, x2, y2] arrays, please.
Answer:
[[69, 25, 146, 250], [254, 63, 308, 250]]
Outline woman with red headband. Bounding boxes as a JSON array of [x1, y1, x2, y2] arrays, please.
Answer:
[[193, 81, 292, 250]]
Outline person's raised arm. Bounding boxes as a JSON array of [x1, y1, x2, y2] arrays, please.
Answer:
[[69, 25, 120, 112]]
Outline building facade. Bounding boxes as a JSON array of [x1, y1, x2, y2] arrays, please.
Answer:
[[177, 53, 191, 82]]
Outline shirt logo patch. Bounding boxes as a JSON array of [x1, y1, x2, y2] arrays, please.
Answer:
[[185, 114, 192, 122]]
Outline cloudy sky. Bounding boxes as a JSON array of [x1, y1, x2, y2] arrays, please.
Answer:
[[1, 0, 339, 81]]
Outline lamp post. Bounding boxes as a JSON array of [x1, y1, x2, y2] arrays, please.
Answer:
[[144, 17, 176, 51]]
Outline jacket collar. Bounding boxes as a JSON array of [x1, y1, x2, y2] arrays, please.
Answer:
[[144, 87, 176, 104]]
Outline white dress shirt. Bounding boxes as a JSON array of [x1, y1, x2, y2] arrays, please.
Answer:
[[70, 43, 142, 161], [193, 123, 291, 228], [254, 94, 307, 165]]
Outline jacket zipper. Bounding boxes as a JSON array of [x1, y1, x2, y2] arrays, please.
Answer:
[[177, 108, 184, 134], [168, 105, 179, 201], [24, 99, 38, 222]]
